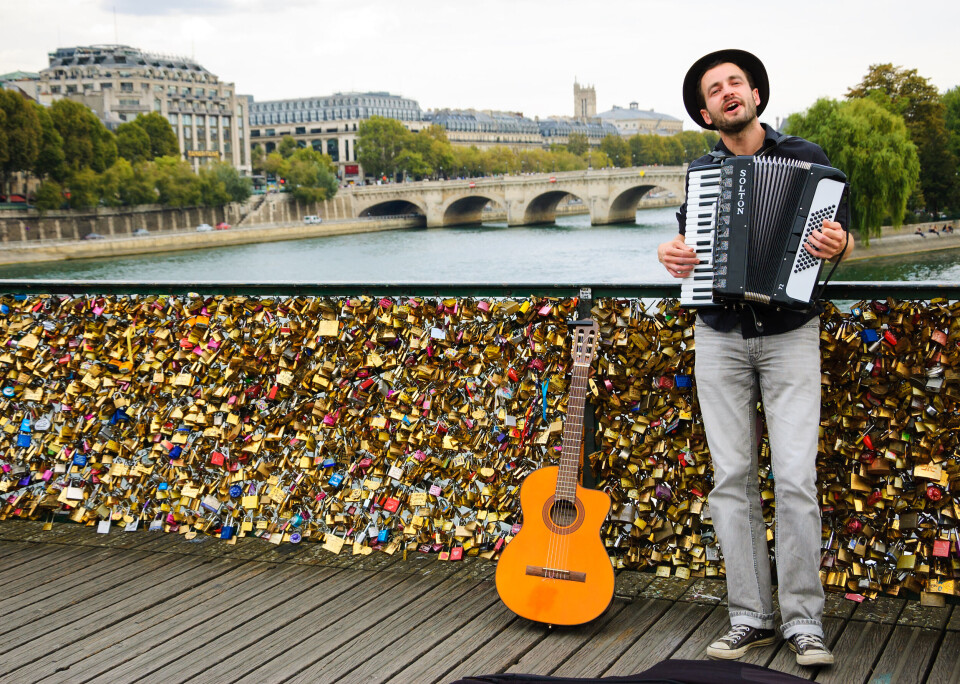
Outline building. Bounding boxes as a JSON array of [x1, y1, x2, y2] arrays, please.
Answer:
[[596, 103, 683, 137], [573, 80, 597, 121], [0, 71, 40, 99], [425, 109, 542, 149], [248, 92, 425, 179], [36, 45, 250, 173]]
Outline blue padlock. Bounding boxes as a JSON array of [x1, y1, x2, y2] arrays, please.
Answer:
[[158, 482, 169, 491], [0, 304, 8, 314], [377, 529, 390, 543], [16, 433, 31, 448], [289, 532, 302, 544], [329, 473, 344, 487], [2, 387, 14, 398], [861, 329, 880, 343], [675, 374, 692, 389], [19, 417, 31, 433], [322, 458, 336, 468], [229, 484, 243, 498], [290, 513, 303, 527], [220, 524, 235, 540], [18, 475, 30, 486], [72, 452, 87, 467], [168, 445, 182, 459]]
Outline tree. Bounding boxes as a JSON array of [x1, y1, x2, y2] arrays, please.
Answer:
[[0, 90, 41, 192], [132, 112, 179, 159], [357, 116, 413, 179], [153, 155, 202, 207], [34, 180, 64, 213], [116, 122, 152, 164], [675, 131, 711, 162], [566, 132, 589, 156], [49, 99, 117, 177], [65, 167, 101, 209], [944, 86, 960, 166], [848, 64, 957, 212], [202, 162, 252, 203], [277, 135, 298, 159], [629, 134, 666, 165], [251, 143, 266, 176], [785, 97, 919, 241], [661, 136, 685, 166], [281, 148, 338, 203], [600, 134, 631, 167], [99, 158, 157, 206], [394, 149, 431, 179], [31, 103, 65, 180]]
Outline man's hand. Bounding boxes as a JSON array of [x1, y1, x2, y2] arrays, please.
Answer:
[[804, 219, 853, 262], [658, 234, 699, 278]]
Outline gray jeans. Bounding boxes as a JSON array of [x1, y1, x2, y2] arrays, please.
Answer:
[[694, 316, 824, 639]]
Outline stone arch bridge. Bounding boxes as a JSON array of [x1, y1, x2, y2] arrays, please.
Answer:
[[345, 167, 686, 228]]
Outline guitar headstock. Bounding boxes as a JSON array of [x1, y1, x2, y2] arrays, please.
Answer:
[[570, 320, 600, 367]]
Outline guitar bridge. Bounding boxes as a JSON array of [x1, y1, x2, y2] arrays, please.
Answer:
[[526, 565, 586, 583]]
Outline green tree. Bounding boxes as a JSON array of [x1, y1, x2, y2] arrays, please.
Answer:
[[0, 90, 41, 192], [34, 180, 64, 213], [661, 136, 685, 165], [357, 116, 413, 179], [629, 134, 666, 165], [49, 99, 117, 177], [848, 64, 957, 212], [0, 108, 7, 174], [263, 152, 288, 182], [394, 149, 432, 179], [132, 112, 179, 159], [785, 97, 919, 241], [251, 143, 266, 176], [944, 87, 960, 165], [202, 162, 252, 203], [277, 135, 298, 159], [116, 121, 152, 164], [65, 167, 101, 209], [278, 147, 338, 203], [566, 132, 589, 156], [153, 155, 202, 207], [599, 134, 631, 167], [675, 130, 712, 162], [31, 103, 65, 180]]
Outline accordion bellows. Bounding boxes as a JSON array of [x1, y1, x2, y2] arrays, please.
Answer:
[[680, 157, 847, 311]]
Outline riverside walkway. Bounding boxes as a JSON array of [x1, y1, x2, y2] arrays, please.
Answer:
[[0, 521, 956, 684]]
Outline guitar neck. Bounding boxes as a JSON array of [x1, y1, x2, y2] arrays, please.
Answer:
[[557, 361, 589, 501]]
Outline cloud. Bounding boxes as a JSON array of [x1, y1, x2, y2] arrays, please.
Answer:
[[106, 0, 245, 17]]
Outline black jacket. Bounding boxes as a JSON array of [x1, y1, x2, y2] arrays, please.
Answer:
[[677, 123, 848, 338]]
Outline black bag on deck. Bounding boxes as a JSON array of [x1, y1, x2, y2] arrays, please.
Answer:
[[448, 659, 810, 684]]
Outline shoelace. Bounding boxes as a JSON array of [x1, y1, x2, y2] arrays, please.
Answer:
[[793, 634, 824, 651], [721, 624, 753, 645]]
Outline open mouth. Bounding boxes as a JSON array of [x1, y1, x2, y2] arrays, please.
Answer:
[[724, 101, 741, 114]]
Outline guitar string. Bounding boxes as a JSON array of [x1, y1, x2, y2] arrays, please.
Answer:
[[557, 362, 587, 579]]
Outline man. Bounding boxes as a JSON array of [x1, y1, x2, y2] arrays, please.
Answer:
[[658, 49, 853, 667]]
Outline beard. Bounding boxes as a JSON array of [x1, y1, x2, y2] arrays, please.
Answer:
[[709, 96, 758, 135]]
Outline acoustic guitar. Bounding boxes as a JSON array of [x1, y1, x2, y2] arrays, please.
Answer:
[[495, 320, 614, 625]]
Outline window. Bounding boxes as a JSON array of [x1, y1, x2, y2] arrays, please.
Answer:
[[168, 113, 178, 125], [183, 113, 192, 125], [266, 128, 275, 136], [50, 86, 60, 94], [120, 82, 133, 93]]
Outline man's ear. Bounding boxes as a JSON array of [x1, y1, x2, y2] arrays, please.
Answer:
[[752, 88, 761, 107], [700, 108, 713, 127]]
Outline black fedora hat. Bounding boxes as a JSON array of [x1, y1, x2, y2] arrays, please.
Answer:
[[682, 49, 769, 130]]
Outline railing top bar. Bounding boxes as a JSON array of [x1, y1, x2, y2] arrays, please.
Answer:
[[0, 280, 956, 299]]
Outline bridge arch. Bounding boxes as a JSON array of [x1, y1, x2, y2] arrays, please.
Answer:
[[440, 194, 505, 227], [520, 189, 586, 225], [606, 184, 663, 224], [357, 199, 427, 219]]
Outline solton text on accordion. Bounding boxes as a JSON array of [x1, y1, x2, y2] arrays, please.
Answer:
[[737, 168, 747, 215]]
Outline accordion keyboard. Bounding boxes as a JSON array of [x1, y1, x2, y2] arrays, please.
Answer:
[[679, 165, 722, 308]]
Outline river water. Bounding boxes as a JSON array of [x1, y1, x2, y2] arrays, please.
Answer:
[[0, 207, 955, 283]]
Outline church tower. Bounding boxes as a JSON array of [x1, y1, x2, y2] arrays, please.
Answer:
[[573, 80, 596, 121]]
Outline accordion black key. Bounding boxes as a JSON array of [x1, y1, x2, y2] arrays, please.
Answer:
[[680, 156, 847, 311]]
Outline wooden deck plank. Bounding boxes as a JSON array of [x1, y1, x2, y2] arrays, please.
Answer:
[[0, 542, 90, 578], [813, 618, 893, 684], [0, 555, 225, 680], [669, 604, 731, 661], [227, 569, 459, 684], [0, 545, 126, 596], [505, 601, 630, 675], [151, 566, 412, 684], [823, 591, 858, 620], [927, 630, 960, 684], [754, 616, 846, 680], [851, 595, 906, 624], [869, 625, 943, 684], [324, 580, 500, 684], [39, 561, 312, 684], [425, 605, 548, 683], [948, 606, 960, 632], [900, 600, 952, 630], [383, 600, 521, 683], [289, 578, 487, 684], [0, 549, 152, 621], [80, 564, 328, 684], [603, 600, 715, 677], [5, 560, 279, 684], [0, 553, 210, 657], [549, 599, 673, 678]]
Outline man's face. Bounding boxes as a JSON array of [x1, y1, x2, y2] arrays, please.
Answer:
[[699, 62, 760, 134]]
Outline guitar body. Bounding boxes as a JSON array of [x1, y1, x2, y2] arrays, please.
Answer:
[[495, 465, 614, 625]]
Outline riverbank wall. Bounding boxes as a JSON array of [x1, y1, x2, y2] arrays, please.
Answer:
[[846, 220, 960, 262]]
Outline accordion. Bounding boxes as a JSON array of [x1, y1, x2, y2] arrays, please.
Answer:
[[680, 156, 847, 311]]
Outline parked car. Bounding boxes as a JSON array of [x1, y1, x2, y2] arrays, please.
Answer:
[[133, 228, 150, 236], [215, 222, 231, 230], [82, 233, 106, 240], [304, 215, 323, 225], [196, 223, 214, 232]]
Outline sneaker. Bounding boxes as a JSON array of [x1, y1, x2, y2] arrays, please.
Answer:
[[787, 632, 834, 666], [706, 624, 777, 659]]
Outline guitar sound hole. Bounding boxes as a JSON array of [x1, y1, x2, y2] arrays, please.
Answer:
[[549, 498, 579, 528]]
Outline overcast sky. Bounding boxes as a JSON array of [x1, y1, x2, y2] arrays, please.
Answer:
[[1, 0, 958, 129]]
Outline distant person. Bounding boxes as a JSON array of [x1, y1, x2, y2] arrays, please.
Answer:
[[916, 227, 926, 237], [930, 225, 940, 236]]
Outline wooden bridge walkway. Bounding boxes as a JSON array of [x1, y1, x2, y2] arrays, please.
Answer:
[[0, 521, 956, 683]]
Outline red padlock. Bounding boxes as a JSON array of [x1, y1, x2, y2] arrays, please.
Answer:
[[926, 484, 943, 502], [845, 518, 863, 534], [932, 539, 952, 557], [210, 451, 225, 466], [383, 497, 400, 513]]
